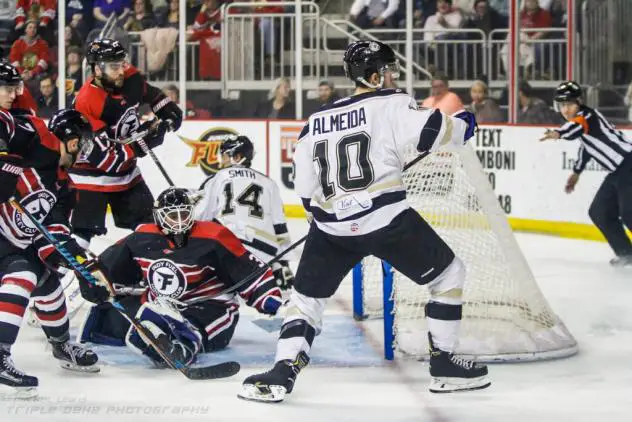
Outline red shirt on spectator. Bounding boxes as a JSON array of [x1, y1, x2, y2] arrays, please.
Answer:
[[520, 8, 552, 37], [193, 6, 221, 31], [15, 0, 57, 28], [9, 35, 50, 75]]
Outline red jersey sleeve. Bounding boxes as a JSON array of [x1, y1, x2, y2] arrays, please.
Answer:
[[74, 84, 107, 132]]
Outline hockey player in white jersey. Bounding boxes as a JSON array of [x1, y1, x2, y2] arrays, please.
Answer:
[[238, 40, 489, 403], [196, 135, 294, 289]]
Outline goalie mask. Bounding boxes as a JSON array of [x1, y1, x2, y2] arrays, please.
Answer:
[[153, 188, 195, 247]]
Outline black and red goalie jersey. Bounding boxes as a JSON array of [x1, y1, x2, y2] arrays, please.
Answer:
[[98, 221, 283, 313], [70, 64, 182, 192]]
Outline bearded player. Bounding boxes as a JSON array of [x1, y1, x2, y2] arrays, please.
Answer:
[[70, 38, 183, 250]]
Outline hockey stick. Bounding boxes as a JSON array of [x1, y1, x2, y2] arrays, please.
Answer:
[[186, 150, 432, 308], [9, 199, 239, 380]]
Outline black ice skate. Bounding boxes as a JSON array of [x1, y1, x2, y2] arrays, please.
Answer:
[[50, 341, 100, 373], [238, 351, 310, 403], [428, 334, 490, 393], [0, 348, 38, 399]]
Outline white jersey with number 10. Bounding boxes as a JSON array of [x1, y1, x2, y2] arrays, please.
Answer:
[[196, 166, 291, 262], [293, 88, 468, 237]]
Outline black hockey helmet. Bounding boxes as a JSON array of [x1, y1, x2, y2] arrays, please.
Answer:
[[153, 188, 195, 244], [0, 62, 21, 87], [554, 81, 582, 103], [48, 109, 93, 147], [343, 40, 399, 89], [86, 39, 127, 66], [220, 135, 254, 167]]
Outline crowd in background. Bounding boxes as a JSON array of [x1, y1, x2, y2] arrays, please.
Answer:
[[0, 0, 624, 125]]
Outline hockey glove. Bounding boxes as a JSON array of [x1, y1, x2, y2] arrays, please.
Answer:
[[38, 235, 87, 275], [152, 97, 183, 131], [0, 153, 22, 202], [273, 261, 294, 290], [453, 110, 478, 143], [76, 261, 112, 305]]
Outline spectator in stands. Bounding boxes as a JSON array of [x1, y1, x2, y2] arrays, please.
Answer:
[[421, 71, 464, 115], [35, 73, 56, 118], [306, 81, 340, 115], [65, 45, 82, 101], [13, 0, 56, 45], [67, 0, 93, 40], [162, 84, 211, 119], [65, 24, 82, 49], [465, 79, 503, 123], [423, 0, 463, 42], [193, 0, 221, 31], [465, 0, 506, 34], [487, 0, 507, 16], [124, 0, 157, 31], [256, 77, 296, 119], [520, 0, 552, 78], [410, 0, 436, 28], [150, 0, 168, 26], [93, 0, 131, 29], [349, 0, 400, 29], [162, 0, 179, 28], [9, 20, 50, 82], [517, 80, 558, 124]]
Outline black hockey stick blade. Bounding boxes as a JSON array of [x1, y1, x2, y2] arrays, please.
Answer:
[[184, 361, 241, 380]]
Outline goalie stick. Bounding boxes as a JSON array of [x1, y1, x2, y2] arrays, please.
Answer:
[[9, 199, 239, 380]]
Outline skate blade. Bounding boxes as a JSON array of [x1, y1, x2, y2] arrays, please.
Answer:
[[237, 384, 287, 403], [58, 361, 101, 374], [5, 386, 38, 400], [429, 375, 491, 393]]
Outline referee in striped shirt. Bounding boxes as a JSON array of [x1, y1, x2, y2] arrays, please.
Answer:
[[540, 81, 632, 266]]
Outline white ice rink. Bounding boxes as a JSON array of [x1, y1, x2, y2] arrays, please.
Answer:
[[1, 218, 632, 422]]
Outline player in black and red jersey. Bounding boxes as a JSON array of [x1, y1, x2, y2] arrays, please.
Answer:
[[70, 38, 183, 250], [0, 103, 101, 398], [76, 187, 283, 368]]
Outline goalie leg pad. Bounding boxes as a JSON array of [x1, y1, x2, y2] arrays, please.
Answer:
[[76, 303, 127, 346], [125, 301, 203, 367]]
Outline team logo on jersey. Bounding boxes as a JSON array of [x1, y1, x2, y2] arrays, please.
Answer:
[[280, 125, 302, 189], [114, 107, 141, 139], [181, 127, 239, 177], [13, 190, 56, 236], [147, 259, 187, 298]]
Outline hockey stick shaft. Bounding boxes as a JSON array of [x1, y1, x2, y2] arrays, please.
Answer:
[[188, 151, 432, 305], [8, 199, 193, 376], [137, 138, 176, 187]]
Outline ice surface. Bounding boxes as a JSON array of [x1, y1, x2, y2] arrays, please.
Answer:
[[1, 219, 631, 422]]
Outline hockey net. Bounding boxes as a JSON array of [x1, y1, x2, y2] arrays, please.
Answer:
[[356, 145, 578, 362]]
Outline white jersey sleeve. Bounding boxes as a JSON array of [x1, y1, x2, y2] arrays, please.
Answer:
[[389, 95, 468, 156], [293, 124, 319, 206], [195, 172, 227, 222]]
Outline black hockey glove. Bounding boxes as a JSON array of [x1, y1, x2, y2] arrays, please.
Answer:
[[152, 97, 183, 131], [40, 237, 87, 275], [130, 119, 169, 157], [76, 261, 112, 305], [0, 153, 22, 202], [273, 261, 294, 290]]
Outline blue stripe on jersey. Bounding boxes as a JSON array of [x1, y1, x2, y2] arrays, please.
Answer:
[[309, 190, 407, 223], [315, 89, 409, 115], [418, 109, 443, 152]]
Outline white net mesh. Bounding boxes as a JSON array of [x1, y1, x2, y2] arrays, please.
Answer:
[[360, 145, 578, 362]]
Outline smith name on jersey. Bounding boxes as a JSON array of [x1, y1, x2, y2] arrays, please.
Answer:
[[197, 166, 291, 262], [294, 88, 467, 237]]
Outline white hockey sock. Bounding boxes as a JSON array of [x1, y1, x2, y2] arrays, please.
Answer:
[[274, 291, 327, 362], [424, 257, 465, 353]]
